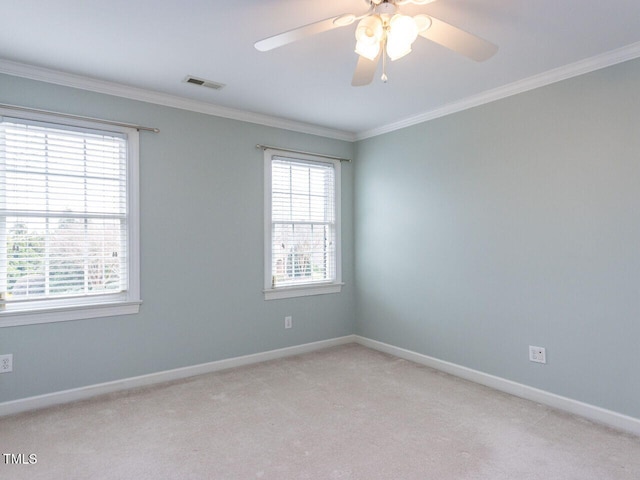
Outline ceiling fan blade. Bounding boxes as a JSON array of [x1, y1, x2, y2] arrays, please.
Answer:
[[351, 54, 380, 87], [419, 17, 498, 61], [255, 16, 346, 52]]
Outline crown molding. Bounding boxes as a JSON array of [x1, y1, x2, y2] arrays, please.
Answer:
[[0, 59, 356, 142], [356, 41, 640, 140], [2, 40, 640, 144]]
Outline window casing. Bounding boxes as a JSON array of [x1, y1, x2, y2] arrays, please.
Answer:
[[264, 149, 342, 300], [0, 109, 141, 327]]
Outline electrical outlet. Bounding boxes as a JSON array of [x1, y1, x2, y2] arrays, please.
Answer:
[[284, 316, 292, 329], [0, 354, 13, 373], [529, 346, 546, 364]]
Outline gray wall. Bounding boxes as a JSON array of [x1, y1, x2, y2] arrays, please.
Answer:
[[354, 58, 640, 418], [0, 74, 355, 403]]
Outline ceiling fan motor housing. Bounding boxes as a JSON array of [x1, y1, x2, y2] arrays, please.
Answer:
[[376, 2, 398, 16]]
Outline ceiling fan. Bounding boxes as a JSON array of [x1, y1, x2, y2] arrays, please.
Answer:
[[255, 0, 498, 86]]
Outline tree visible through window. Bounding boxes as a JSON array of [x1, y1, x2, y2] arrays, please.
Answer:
[[264, 149, 342, 300], [0, 112, 140, 322]]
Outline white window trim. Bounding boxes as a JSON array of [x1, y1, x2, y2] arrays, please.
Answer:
[[263, 148, 342, 300], [0, 108, 141, 327]]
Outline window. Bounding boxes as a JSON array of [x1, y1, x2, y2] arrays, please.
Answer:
[[0, 109, 141, 326], [264, 149, 342, 300]]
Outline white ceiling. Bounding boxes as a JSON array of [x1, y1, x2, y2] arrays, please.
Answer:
[[1, 0, 640, 139]]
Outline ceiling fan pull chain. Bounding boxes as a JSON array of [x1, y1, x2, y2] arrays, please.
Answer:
[[381, 38, 388, 82]]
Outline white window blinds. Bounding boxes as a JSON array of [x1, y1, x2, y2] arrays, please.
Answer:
[[0, 118, 128, 306], [270, 156, 336, 288]]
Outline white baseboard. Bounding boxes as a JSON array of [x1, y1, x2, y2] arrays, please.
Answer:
[[354, 335, 640, 437], [0, 335, 357, 417], [4, 333, 639, 437]]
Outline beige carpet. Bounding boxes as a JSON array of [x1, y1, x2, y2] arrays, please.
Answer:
[[1, 343, 639, 479]]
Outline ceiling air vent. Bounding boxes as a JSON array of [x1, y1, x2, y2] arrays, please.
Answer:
[[183, 75, 225, 90]]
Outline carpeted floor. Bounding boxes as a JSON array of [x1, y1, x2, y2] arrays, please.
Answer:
[[1, 343, 639, 479]]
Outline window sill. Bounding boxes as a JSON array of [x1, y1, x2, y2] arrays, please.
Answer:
[[0, 300, 142, 328], [264, 283, 343, 301]]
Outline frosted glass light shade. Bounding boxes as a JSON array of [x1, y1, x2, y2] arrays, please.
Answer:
[[355, 15, 383, 45], [355, 40, 381, 61], [388, 14, 418, 46], [386, 14, 418, 61], [386, 40, 412, 61]]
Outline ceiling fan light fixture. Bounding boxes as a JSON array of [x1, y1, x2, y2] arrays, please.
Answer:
[[386, 39, 412, 61], [385, 14, 418, 61], [355, 15, 383, 45], [410, 0, 436, 5], [389, 14, 419, 45], [355, 40, 381, 61]]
